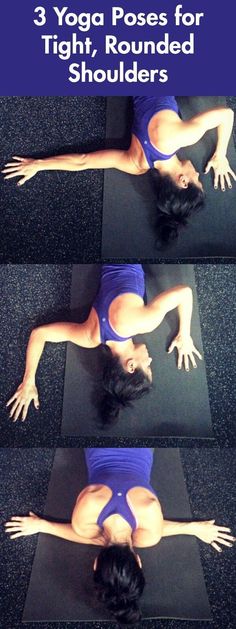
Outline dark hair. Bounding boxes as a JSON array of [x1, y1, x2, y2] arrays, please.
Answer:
[[151, 171, 205, 244], [100, 346, 152, 426], [94, 545, 145, 625]]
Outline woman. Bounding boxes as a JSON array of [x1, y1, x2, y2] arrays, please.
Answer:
[[7, 264, 202, 425], [2, 97, 235, 242], [5, 448, 235, 624]]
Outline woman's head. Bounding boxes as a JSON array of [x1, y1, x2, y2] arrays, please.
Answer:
[[94, 545, 145, 625], [100, 345, 152, 426], [152, 168, 205, 245]]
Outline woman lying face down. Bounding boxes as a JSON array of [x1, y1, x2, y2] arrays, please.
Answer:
[[2, 97, 235, 243], [5, 448, 235, 624], [6, 265, 202, 426]]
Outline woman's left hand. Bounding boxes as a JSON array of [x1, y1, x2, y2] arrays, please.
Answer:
[[193, 520, 235, 552], [4, 512, 42, 539], [205, 153, 236, 190], [2, 156, 40, 186], [168, 334, 202, 371]]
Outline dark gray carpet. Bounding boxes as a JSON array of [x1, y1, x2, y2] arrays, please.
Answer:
[[1, 448, 235, 629], [0, 264, 235, 446], [0, 97, 105, 263], [102, 97, 236, 259]]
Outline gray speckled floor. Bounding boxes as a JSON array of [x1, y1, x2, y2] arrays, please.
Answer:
[[0, 264, 235, 447], [0, 97, 105, 263], [1, 448, 235, 629]]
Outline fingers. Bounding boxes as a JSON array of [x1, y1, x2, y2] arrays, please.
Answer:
[[22, 401, 30, 422], [184, 353, 189, 372], [2, 165, 23, 173], [3, 171, 22, 180], [217, 533, 235, 542], [12, 156, 26, 162], [216, 538, 234, 548], [5, 524, 23, 533], [229, 167, 236, 181], [214, 171, 219, 190], [12, 401, 25, 422], [33, 396, 39, 410], [8, 398, 21, 419], [167, 341, 176, 354], [193, 347, 202, 360], [220, 174, 225, 192], [8, 532, 25, 540], [5, 516, 23, 524], [189, 352, 197, 369], [225, 173, 232, 189], [204, 161, 212, 174], [29, 511, 36, 517], [6, 393, 19, 407], [217, 526, 231, 532], [17, 175, 31, 187], [177, 350, 183, 370], [211, 542, 222, 552]]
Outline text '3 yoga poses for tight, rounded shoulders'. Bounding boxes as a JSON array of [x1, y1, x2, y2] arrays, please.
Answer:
[[5, 448, 235, 625], [2, 96, 235, 243], [7, 264, 202, 426]]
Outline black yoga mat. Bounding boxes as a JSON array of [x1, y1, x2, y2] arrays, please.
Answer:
[[61, 264, 213, 438], [102, 96, 236, 258], [23, 448, 211, 622]]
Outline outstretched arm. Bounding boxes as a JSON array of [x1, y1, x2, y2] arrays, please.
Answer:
[[175, 107, 235, 190], [7, 321, 96, 421], [5, 512, 102, 545], [2, 148, 140, 185], [162, 519, 235, 552], [135, 285, 202, 370]]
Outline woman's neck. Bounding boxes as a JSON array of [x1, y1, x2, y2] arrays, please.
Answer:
[[103, 516, 133, 546], [155, 153, 183, 176], [106, 338, 134, 358]]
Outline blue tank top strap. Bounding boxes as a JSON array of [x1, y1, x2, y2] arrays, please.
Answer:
[[93, 265, 145, 344], [84, 448, 156, 531], [132, 96, 179, 169]]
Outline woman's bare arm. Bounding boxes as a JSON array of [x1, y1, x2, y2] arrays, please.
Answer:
[[4, 512, 102, 545], [174, 107, 234, 150], [7, 322, 97, 421], [131, 285, 202, 371], [174, 107, 236, 190], [162, 519, 235, 552], [2, 148, 140, 185]]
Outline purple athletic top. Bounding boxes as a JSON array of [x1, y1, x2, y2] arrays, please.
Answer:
[[132, 96, 179, 169], [93, 264, 145, 344], [85, 448, 157, 531]]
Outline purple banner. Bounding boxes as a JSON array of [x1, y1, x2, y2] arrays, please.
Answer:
[[1, 0, 235, 95]]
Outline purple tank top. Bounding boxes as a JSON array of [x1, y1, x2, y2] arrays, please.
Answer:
[[85, 448, 157, 531], [93, 264, 145, 344], [132, 96, 179, 168]]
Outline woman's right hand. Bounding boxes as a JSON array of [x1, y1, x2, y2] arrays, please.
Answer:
[[6, 382, 39, 421], [2, 156, 40, 186], [5, 512, 42, 539], [205, 153, 236, 190]]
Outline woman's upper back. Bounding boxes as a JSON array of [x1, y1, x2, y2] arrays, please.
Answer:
[[132, 96, 180, 168], [92, 264, 145, 343], [71, 449, 163, 546]]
